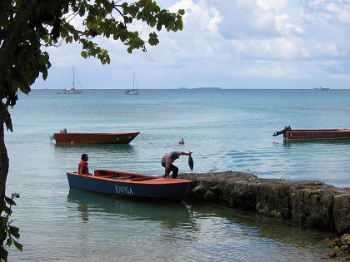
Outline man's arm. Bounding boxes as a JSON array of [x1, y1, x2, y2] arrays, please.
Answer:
[[180, 151, 192, 156]]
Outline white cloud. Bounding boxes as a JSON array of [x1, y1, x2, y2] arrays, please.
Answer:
[[210, 0, 279, 39], [258, 0, 289, 12], [32, 0, 350, 89]]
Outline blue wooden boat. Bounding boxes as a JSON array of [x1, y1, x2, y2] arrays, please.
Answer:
[[66, 169, 193, 201]]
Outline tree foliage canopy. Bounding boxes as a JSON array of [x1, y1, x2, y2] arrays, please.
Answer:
[[0, 1, 184, 260], [0, 0, 184, 131]]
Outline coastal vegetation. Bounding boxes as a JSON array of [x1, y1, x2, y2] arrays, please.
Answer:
[[0, 0, 184, 260]]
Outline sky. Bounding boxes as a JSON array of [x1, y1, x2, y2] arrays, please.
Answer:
[[33, 0, 350, 89]]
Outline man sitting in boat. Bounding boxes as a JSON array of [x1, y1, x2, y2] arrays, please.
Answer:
[[161, 151, 192, 179], [78, 154, 91, 175]]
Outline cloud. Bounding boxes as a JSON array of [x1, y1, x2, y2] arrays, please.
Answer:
[[32, 0, 350, 90], [211, 0, 279, 39]]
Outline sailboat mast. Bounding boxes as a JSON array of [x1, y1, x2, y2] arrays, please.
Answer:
[[73, 67, 75, 89]]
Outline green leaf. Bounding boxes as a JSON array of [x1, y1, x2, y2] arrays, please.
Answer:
[[11, 193, 20, 199], [4, 196, 16, 206], [178, 9, 185, 15], [6, 238, 12, 247], [79, 6, 85, 16], [65, 35, 73, 43], [3, 205, 12, 216], [150, 19, 156, 27], [13, 240, 23, 251], [9, 225, 20, 238], [19, 84, 31, 95], [4, 113, 13, 132], [42, 68, 48, 81]]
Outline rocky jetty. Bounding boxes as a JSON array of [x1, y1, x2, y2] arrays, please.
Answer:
[[178, 171, 350, 234]]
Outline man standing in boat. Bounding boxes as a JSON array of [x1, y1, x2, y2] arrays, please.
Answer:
[[161, 151, 192, 179], [78, 153, 91, 175]]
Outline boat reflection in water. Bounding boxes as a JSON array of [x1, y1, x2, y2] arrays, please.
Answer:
[[67, 189, 193, 229], [53, 143, 137, 168], [282, 138, 350, 148], [54, 143, 136, 154]]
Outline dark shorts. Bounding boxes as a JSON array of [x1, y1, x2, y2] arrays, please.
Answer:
[[162, 163, 178, 179]]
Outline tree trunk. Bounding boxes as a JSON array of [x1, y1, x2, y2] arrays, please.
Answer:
[[0, 108, 8, 202]]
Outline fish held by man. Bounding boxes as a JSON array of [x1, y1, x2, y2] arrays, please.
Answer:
[[188, 152, 194, 170]]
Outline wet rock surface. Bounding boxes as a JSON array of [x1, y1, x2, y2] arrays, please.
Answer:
[[179, 171, 350, 234]]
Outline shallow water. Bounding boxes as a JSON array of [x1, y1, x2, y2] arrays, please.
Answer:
[[8, 189, 333, 261], [6, 89, 347, 260]]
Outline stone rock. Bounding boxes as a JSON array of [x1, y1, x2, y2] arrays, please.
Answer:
[[326, 234, 350, 259], [203, 190, 215, 201], [181, 171, 350, 234], [334, 194, 350, 234]]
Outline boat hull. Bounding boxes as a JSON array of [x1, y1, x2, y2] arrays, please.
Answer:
[[53, 132, 139, 144], [125, 90, 139, 95], [285, 129, 350, 140], [63, 90, 82, 94], [66, 170, 193, 201]]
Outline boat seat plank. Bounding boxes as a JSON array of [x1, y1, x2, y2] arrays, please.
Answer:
[[112, 176, 132, 180], [130, 178, 147, 181]]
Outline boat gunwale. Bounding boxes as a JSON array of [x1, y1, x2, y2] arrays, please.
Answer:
[[287, 129, 350, 132], [54, 132, 140, 136], [66, 170, 193, 185]]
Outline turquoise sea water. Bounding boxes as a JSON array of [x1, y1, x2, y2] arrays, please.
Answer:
[[6, 88, 349, 261]]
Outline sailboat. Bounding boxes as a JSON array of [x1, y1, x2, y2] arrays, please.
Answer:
[[125, 73, 140, 95], [63, 67, 83, 94]]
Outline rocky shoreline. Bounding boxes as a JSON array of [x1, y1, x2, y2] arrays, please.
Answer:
[[179, 171, 350, 259], [179, 171, 350, 234]]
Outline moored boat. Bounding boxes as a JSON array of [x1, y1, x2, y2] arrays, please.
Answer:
[[125, 73, 140, 95], [63, 67, 83, 94], [273, 126, 350, 140], [63, 88, 82, 94], [66, 169, 194, 201], [51, 130, 140, 144]]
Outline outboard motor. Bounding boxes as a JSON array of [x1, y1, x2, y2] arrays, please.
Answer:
[[51, 128, 67, 140], [273, 126, 291, 137]]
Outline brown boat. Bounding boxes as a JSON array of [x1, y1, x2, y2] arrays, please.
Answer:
[[51, 130, 140, 144], [273, 126, 350, 140]]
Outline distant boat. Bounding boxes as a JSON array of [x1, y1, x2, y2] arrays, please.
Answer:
[[314, 87, 329, 91], [51, 129, 140, 144], [63, 67, 83, 94], [273, 126, 350, 140], [125, 73, 139, 95], [66, 169, 193, 201]]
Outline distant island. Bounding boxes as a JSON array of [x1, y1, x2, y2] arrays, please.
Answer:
[[178, 87, 221, 90], [314, 87, 329, 91]]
